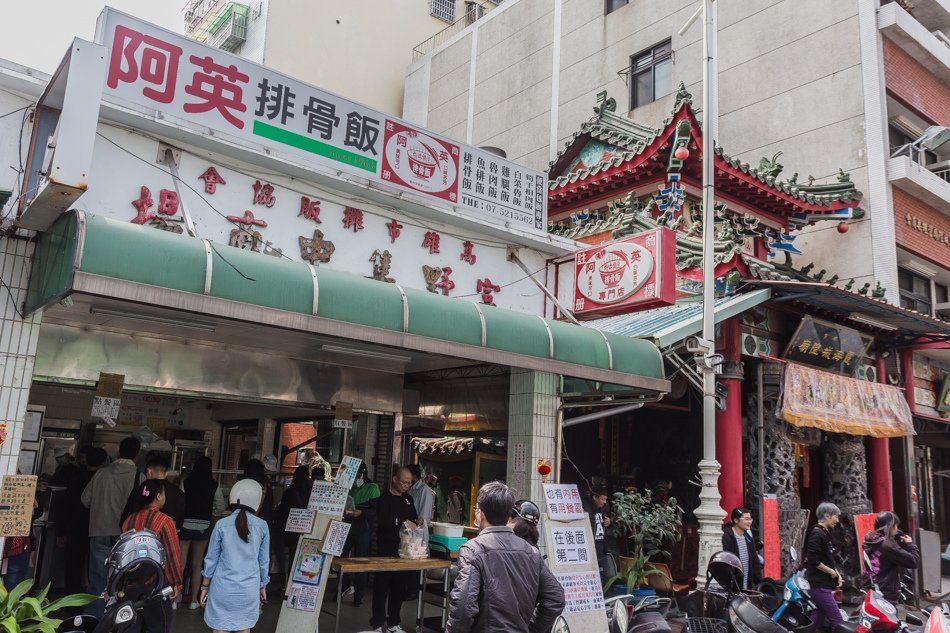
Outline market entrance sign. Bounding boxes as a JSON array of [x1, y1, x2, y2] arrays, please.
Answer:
[[94, 9, 546, 234]]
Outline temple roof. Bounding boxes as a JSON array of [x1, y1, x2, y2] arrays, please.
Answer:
[[547, 85, 863, 222]]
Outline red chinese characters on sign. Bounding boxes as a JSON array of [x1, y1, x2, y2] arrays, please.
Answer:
[[299, 196, 321, 223], [183, 55, 249, 129], [107, 25, 182, 104], [252, 180, 276, 207], [131, 186, 155, 225], [437, 267, 455, 296], [572, 227, 676, 318], [460, 241, 476, 265], [199, 167, 226, 194], [343, 207, 364, 232], [477, 279, 500, 306], [157, 189, 179, 216], [422, 231, 441, 254], [386, 219, 403, 243]]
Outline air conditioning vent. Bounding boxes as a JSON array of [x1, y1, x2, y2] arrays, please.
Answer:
[[740, 333, 775, 358], [855, 363, 878, 382]]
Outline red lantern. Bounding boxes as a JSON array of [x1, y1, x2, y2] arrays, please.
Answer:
[[837, 222, 849, 234], [537, 460, 552, 477], [674, 147, 689, 161]]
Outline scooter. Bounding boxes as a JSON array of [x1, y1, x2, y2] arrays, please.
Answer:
[[769, 547, 814, 632], [833, 587, 924, 633], [57, 530, 173, 633], [605, 593, 674, 633]]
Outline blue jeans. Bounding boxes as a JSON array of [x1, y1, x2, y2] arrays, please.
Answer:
[[85, 535, 118, 618], [810, 587, 843, 631], [2, 550, 31, 590]]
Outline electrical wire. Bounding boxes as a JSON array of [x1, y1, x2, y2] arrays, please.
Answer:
[[0, 275, 25, 320], [0, 105, 29, 121]]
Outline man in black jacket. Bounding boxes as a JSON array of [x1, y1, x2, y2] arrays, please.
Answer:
[[446, 482, 565, 633]]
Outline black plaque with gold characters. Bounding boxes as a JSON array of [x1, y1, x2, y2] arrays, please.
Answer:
[[782, 316, 874, 376]]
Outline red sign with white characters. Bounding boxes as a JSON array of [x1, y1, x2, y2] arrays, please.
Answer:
[[573, 228, 675, 318], [380, 121, 459, 202]]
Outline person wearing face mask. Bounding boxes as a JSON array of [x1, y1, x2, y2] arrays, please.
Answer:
[[340, 463, 380, 606]]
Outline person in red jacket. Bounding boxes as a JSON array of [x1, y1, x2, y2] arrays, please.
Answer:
[[120, 480, 183, 633]]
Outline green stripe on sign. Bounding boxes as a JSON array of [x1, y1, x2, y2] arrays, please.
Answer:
[[252, 120, 377, 173]]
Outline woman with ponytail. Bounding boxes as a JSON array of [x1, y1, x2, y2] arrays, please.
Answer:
[[200, 479, 270, 633], [121, 479, 183, 633]]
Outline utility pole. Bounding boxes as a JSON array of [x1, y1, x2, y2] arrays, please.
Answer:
[[681, 0, 726, 584]]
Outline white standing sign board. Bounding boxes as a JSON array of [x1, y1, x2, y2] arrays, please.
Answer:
[[542, 483, 587, 521], [94, 9, 547, 235], [543, 483, 608, 633]]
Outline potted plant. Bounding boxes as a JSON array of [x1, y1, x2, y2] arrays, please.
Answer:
[[0, 580, 97, 633], [606, 489, 682, 593]]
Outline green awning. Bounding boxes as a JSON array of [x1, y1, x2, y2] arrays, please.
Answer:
[[26, 211, 669, 393]]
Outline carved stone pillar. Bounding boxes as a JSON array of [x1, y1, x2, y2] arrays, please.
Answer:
[[822, 433, 872, 587]]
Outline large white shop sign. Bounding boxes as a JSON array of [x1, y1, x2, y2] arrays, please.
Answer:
[[94, 10, 547, 234]]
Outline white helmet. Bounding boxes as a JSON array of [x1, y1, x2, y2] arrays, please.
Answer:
[[229, 478, 263, 513]]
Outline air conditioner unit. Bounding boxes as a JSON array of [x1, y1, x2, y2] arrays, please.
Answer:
[[855, 363, 878, 382], [740, 333, 775, 358]]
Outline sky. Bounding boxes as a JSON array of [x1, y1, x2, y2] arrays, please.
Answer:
[[0, 2, 182, 74]]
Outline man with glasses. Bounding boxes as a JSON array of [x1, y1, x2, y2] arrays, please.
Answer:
[[370, 467, 420, 633], [446, 482, 565, 633]]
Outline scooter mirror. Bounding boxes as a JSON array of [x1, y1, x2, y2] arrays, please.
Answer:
[[905, 614, 923, 626], [552, 615, 571, 633], [612, 599, 629, 633], [789, 547, 798, 562]]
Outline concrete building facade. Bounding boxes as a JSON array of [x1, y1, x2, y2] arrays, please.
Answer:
[[183, 0, 504, 117], [404, 0, 950, 309]]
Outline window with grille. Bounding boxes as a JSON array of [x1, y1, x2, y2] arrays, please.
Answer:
[[606, 0, 629, 14], [899, 267, 934, 315], [431, 0, 456, 23], [630, 40, 673, 109]]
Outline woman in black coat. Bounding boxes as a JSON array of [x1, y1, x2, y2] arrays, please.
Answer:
[[862, 511, 919, 604]]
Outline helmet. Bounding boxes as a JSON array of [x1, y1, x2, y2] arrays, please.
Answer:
[[230, 478, 263, 512], [708, 550, 743, 592], [104, 530, 166, 604], [512, 499, 541, 525]]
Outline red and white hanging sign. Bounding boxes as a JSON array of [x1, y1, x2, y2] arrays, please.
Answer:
[[572, 227, 675, 318]]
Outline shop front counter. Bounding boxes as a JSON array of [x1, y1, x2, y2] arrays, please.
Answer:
[[328, 557, 452, 633]]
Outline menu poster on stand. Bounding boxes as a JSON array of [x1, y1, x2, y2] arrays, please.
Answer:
[[321, 520, 351, 556], [307, 481, 349, 515], [291, 539, 327, 586], [762, 496, 780, 579], [286, 584, 319, 612], [335, 456, 362, 490], [853, 513, 877, 573], [285, 508, 316, 534], [0, 475, 37, 536], [542, 484, 586, 521], [554, 571, 605, 614]]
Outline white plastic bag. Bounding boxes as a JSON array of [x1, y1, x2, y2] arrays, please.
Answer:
[[398, 520, 429, 559]]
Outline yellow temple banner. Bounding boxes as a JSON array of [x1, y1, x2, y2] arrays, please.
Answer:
[[782, 362, 914, 438]]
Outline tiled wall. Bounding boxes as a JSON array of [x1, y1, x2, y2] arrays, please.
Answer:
[[0, 235, 41, 476], [883, 38, 950, 127], [506, 368, 558, 505], [892, 187, 950, 268]]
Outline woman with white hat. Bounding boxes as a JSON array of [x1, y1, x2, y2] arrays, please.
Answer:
[[199, 479, 270, 633]]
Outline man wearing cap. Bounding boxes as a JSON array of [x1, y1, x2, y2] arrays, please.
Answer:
[[585, 485, 612, 586], [446, 482, 564, 633]]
